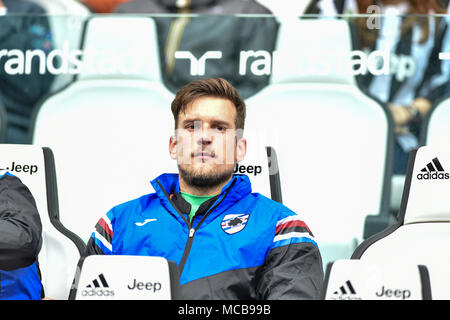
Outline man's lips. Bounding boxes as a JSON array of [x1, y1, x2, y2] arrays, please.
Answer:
[[192, 151, 215, 159]]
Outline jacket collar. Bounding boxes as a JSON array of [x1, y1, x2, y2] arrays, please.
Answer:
[[151, 173, 252, 225]]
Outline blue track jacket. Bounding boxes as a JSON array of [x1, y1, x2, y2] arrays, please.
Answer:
[[85, 173, 323, 299]]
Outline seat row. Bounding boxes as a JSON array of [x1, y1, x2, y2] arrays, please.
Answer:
[[2, 143, 447, 300], [0, 16, 450, 299]]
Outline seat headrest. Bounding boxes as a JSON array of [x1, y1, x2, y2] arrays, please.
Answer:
[[72, 255, 180, 300], [78, 16, 162, 81], [324, 259, 431, 300], [270, 18, 356, 86], [425, 96, 450, 146], [402, 146, 450, 224], [234, 144, 281, 202], [0, 144, 47, 212]]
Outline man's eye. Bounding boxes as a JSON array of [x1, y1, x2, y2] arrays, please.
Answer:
[[186, 123, 200, 130], [215, 126, 226, 132]]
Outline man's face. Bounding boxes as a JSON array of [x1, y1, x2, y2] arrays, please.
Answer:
[[169, 96, 246, 190]]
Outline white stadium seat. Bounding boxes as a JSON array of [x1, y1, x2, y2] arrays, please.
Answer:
[[392, 93, 450, 229], [421, 93, 450, 148], [245, 18, 395, 269], [352, 146, 450, 299], [323, 259, 431, 300], [70, 255, 181, 300], [236, 144, 282, 203], [0, 144, 85, 300], [31, 16, 176, 243]]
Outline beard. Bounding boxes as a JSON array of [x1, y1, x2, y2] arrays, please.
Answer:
[[178, 163, 234, 190]]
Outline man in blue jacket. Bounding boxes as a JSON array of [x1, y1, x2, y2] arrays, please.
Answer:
[[84, 78, 324, 299], [0, 172, 43, 299]]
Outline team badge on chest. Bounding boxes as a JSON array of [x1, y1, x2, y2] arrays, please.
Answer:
[[221, 214, 250, 234]]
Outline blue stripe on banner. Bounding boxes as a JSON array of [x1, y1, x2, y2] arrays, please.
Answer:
[[270, 237, 318, 250], [93, 233, 112, 254]]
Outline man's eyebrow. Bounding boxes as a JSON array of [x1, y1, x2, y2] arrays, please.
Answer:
[[182, 119, 233, 127], [182, 118, 200, 123], [210, 120, 232, 127]]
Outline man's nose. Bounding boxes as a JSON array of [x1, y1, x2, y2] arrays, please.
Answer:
[[197, 130, 213, 145]]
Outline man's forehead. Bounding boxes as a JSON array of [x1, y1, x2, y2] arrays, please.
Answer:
[[179, 97, 237, 122]]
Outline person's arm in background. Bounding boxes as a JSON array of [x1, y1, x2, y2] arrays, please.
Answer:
[[401, 6, 450, 132], [0, 173, 42, 270], [388, 101, 426, 134], [255, 211, 324, 300]]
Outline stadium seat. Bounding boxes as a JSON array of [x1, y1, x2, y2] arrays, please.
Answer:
[[352, 146, 450, 299], [421, 93, 450, 147], [236, 144, 282, 203], [245, 18, 395, 270], [31, 16, 176, 243], [69, 255, 181, 300], [390, 94, 450, 231], [323, 259, 431, 300], [0, 102, 6, 143], [0, 144, 85, 300]]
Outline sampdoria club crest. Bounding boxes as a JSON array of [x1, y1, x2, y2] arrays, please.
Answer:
[[221, 214, 250, 234]]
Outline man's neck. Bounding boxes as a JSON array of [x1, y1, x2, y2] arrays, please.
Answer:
[[178, 175, 232, 196]]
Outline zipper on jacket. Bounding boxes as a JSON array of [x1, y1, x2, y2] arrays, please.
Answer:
[[156, 179, 235, 276]]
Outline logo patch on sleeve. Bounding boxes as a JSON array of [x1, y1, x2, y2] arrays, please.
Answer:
[[221, 214, 250, 234]]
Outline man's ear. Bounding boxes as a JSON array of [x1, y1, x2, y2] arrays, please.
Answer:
[[236, 137, 247, 163], [169, 135, 177, 160]]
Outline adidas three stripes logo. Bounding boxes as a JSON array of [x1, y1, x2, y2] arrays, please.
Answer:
[[417, 157, 450, 180], [333, 280, 357, 296], [421, 157, 444, 173], [86, 273, 109, 288]]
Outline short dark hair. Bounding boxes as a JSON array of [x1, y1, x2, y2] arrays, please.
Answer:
[[171, 78, 246, 130]]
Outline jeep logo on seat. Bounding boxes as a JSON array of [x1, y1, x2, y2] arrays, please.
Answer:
[[0, 162, 38, 175], [233, 163, 262, 176]]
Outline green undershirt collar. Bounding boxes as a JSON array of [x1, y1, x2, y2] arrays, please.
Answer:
[[180, 192, 216, 223]]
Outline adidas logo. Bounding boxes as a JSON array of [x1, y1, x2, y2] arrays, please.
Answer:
[[86, 273, 109, 288], [331, 280, 361, 300], [417, 157, 450, 180], [81, 273, 114, 297]]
